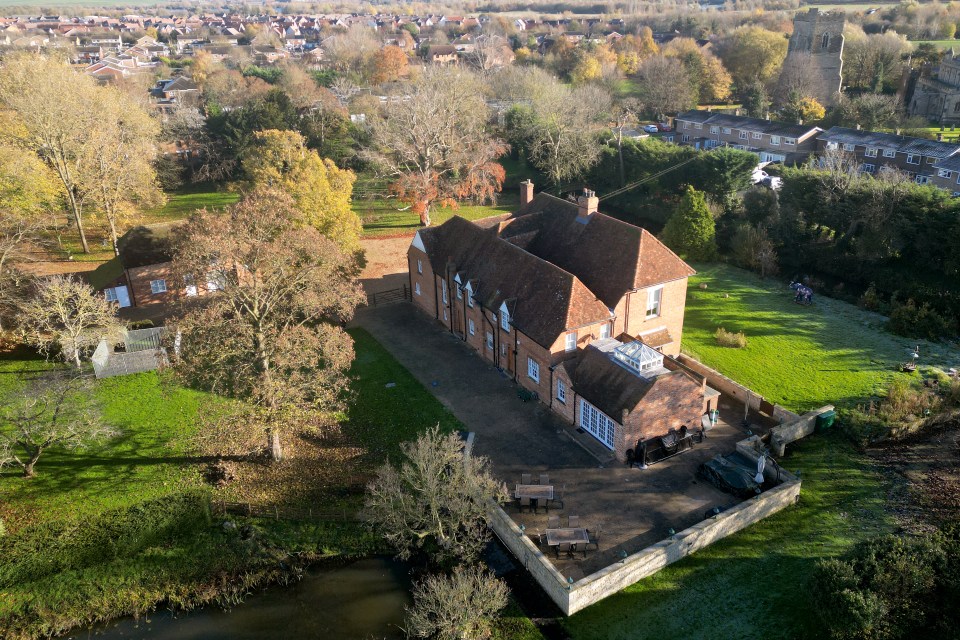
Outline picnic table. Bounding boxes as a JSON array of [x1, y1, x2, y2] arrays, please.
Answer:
[[514, 484, 554, 500], [544, 527, 589, 546]]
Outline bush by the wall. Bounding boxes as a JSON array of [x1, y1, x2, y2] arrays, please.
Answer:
[[0, 490, 211, 587], [888, 298, 956, 341]]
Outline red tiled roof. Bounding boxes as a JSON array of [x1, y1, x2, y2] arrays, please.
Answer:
[[498, 193, 695, 307], [416, 216, 611, 347]]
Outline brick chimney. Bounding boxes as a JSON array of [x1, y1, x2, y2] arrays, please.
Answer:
[[576, 189, 598, 221], [520, 180, 534, 206]]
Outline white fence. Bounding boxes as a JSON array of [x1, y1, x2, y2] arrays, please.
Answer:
[[92, 327, 168, 379]]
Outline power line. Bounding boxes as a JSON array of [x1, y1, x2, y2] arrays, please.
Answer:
[[598, 155, 699, 202]]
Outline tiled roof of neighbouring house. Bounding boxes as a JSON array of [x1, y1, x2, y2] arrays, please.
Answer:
[[416, 216, 611, 348], [676, 110, 821, 139], [819, 126, 960, 158], [497, 193, 695, 308]]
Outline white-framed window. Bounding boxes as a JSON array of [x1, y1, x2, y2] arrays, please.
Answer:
[[938, 169, 953, 179], [927, 157, 937, 164], [557, 379, 566, 404], [722, 127, 731, 134], [150, 279, 167, 294], [683, 121, 690, 129], [825, 141, 838, 150], [599, 323, 610, 339], [417, 258, 423, 274], [486, 331, 493, 350], [443, 309, 448, 321], [784, 137, 796, 146], [770, 136, 781, 146], [527, 357, 540, 383], [468, 318, 475, 335], [442, 281, 448, 304], [739, 131, 748, 139], [500, 303, 510, 332], [646, 286, 663, 319], [465, 282, 474, 307], [694, 123, 703, 130], [883, 148, 896, 158], [709, 126, 719, 134], [907, 154, 920, 165], [579, 398, 615, 449], [862, 163, 875, 173], [865, 147, 878, 158], [681, 134, 690, 142], [752, 132, 762, 140], [565, 332, 576, 352], [842, 143, 855, 151], [415, 282, 421, 296], [916, 175, 931, 185], [104, 288, 119, 302]]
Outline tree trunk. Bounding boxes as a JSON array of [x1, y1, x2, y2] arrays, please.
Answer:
[[617, 130, 626, 188], [73, 348, 82, 369], [23, 449, 41, 478], [268, 429, 283, 462], [419, 201, 432, 227], [108, 211, 120, 256], [67, 189, 90, 254]]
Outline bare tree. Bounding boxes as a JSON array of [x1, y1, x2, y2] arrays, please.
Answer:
[[323, 25, 380, 77], [364, 426, 507, 566], [18, 275, 124, 368], [633, 55, 696, 120], [405, 565, 510, 640], [0, 212, 48, 330], [364, 67, 508, 225], [612, 98, 643, 187], [0, 373, 117, 478], [775, 52, 823, 106], [469, 34, 515, 72], [170, 188, 364, 462]]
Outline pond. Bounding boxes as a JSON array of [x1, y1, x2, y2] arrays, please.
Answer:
[[62, 557, 412, 640]]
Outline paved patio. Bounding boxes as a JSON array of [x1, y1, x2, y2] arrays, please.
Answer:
[[353, 303, 776, 579]]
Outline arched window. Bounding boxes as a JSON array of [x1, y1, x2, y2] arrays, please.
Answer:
[[821, 32, 830, 49], [954, 100, 960, 113]]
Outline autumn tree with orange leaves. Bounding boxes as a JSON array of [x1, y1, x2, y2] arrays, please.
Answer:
[[369, 45, 409, 84], [363, 67, 508, 226]]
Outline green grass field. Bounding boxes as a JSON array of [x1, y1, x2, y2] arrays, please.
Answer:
[[910, 39, 960, 49], [143, 183, 239, 225], [356, 195, 519, 237], [562, 432, 891, 640], [680, 263, 960, 412]]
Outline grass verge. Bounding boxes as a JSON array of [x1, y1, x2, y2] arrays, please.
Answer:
[[681, 263, 960, 412]]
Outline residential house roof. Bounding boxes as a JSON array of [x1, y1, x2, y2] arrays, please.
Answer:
[[932, 153, 960, 172], [676, 110, 821, 139], [818, 126, 960, 159], [496, 193, 695, 308], [416, 216, 611, 347]]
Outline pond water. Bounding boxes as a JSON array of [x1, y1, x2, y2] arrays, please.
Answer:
[[63, 557, 412, 640]]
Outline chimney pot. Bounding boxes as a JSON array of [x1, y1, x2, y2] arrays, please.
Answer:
[[520, 179, 534, 206], [577, 188, 599, 220]]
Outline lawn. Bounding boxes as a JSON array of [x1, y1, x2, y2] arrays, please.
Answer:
[[143, 183, 239, 224], [680, 263, 960, 412], [910, 39, 960, 49], [356, 195, 519, 237], [562, 432, 891, 640]]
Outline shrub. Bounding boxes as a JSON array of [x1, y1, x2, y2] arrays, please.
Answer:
[[405, 565, 509, 640], [889, 298, 956, 341], [858, 283, 885, 313], [0, 490, 211, 587], [715, 327, 747, 348]]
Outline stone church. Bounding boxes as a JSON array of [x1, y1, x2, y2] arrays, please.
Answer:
[[908, 51, 960, 125], [785, 8, 845, 107]]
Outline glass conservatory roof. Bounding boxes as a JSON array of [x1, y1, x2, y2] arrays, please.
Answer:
[[612, 340, 664, 377]]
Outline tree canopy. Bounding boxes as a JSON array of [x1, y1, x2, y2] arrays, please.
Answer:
[[661, 186, 717, 260]]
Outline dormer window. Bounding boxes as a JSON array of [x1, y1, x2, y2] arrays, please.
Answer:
[[499, 302, 510, 332], [565, 332, 577, 352], [454, 274, 463, 299], [465, 282, 475, 308]]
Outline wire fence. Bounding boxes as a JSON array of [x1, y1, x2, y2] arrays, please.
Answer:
[[92, 327, 168, 379]]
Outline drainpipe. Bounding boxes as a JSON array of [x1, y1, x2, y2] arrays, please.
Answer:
[[513, 328, 519, 382], [624, 291, 631, 336], [549, 365, 554, 407]]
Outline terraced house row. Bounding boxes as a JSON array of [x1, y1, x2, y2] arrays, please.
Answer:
[[674, 110, 960, 192], [407, 183, 716, 461]]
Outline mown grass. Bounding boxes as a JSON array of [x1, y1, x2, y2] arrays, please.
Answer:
[[910, 38, 960, 49], [562, 432, 891, 640], [680, 263, 960, 412], [142, 183, 239, 224]]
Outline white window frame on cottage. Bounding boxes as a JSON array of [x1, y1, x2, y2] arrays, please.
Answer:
[[825, 141, 838, 150], [443, 309, 448, 321], [527, 357, 540, 383], [862, 163, 875, 174], [578, 398, 615, 450], [565, 332, 576, 352], [916, 174, 931, 185], [784, 137, 797, 146], [842, 143, 855, 151], [486, 331, 493, 350], [865, 147, 878, 158], [770, 136, 781, 146], [883, 148, 896, 158], [738, 131, 747, 140], [454, 273, 462, 299], [683, 121, 690, 129], [599, 323, 610, 339], [557, 378, 566, 404], [417, 258, 423, 274], [709, 126, 719, 134], [646, 286, 663, 319], [722, 127, 731, 134], [752, 132, 762, 140], [499, 302, 510, 332], [150, 279, 167, 294], [938, 169, 953, 179], [442, 281, 448, 304], [465, 281, 474, 307], [907, 154, 921, 165], [927, 157, 937, 165], [694, 123, 703, 130], [415, 282, 421, 296], [468, 318, 476, 335]]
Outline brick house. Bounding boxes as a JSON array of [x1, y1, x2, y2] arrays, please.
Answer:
[[90, 223, 211, 308], [408, 183, 709, 460], [674, 110, 822, 164], [816, 126, 960, 185]]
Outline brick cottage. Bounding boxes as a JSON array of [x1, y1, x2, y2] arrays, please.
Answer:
[[408, 183, 717, 461]]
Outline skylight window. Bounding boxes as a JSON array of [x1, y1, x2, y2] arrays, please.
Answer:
[[612, 341, 664, 376]]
